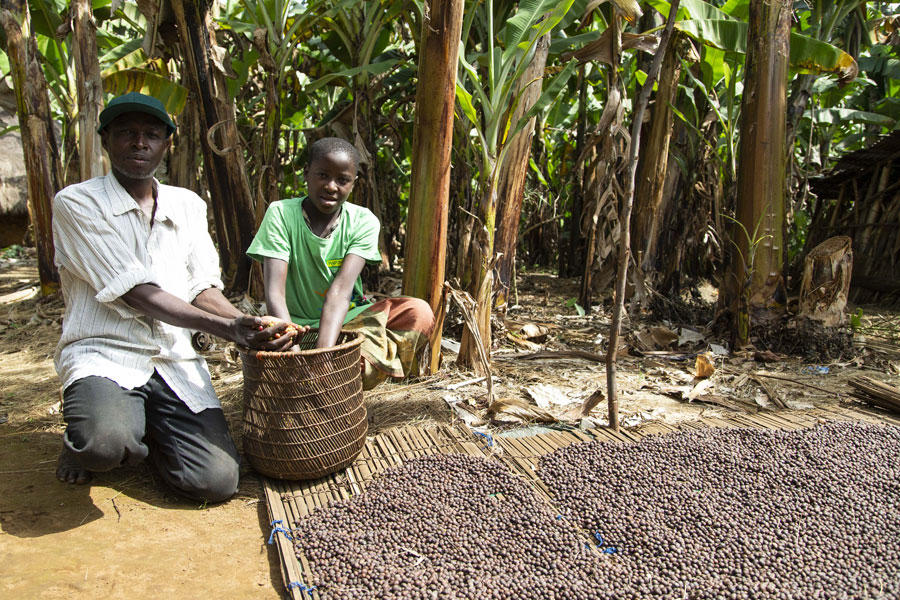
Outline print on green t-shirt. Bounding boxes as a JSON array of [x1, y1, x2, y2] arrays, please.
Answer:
[[246, 197, 383, 327]]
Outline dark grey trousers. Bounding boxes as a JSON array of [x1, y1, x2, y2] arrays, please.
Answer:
[[62, 371, 240, 503]]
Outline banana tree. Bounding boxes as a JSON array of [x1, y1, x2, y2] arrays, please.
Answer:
[[304, 0, 411, 271], [224, 0, 327, 223], [726, 0, 791, 347], [169, 0, 258, 293], [454, 0, 578, 371], [635, 0, 860, 304], [0, 0, 61, 294], [492, 31, 550, 314], [65, 0, 103, 180], [403, 0, 465, 373]]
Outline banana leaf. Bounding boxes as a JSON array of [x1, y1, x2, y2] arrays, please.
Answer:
[[807, 107, 895, 128], [719, 0, 749, 20], [676, 19, 857, 79], [499, 0, 575, 84], [304, 59, 401, 93], [648, 0, 732, 22], [102, 69, 188, 115], [857, 55, 900, 80], [548, 29, 602, 55], [27, 0, 65, 38], [455, 83, 479, 125], [99, 39, 147, 74]]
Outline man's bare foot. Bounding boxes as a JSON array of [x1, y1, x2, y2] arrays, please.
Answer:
[[56, 448, 92, 485]]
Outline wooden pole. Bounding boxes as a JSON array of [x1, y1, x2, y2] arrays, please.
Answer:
[[606, 1, 680, 431]]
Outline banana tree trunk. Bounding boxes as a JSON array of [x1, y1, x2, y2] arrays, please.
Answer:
[[352, 90, 391, 275], [560, 67, 587, 278], [458, 162, 498, 374], [493, 33, 550, 313], [69, 0, 104, 181], [259, 72, 280, 224], [170, 0, 257, 294], [251, 29, 281, 227], [580, 18, 621, 310], [632, 39, 680, 271], [0, 0, 61, 295], [726, 0, 790, 346], [168, 83, 202, 194], [402, 0, 464, 373]]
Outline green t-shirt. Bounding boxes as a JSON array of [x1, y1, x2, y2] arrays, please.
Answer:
[[247, 198, 382, 326]]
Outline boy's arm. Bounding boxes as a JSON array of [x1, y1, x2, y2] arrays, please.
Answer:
[[317, 253, 367, 349], [263, 258, 294, 323]]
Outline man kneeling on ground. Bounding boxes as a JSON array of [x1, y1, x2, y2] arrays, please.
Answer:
[[52, 92, 294, 503]]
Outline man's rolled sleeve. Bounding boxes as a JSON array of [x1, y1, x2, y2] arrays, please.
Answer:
[[95, 270, 158, 304], [184, 195, 225, 302], [53, 190, 159, 309]]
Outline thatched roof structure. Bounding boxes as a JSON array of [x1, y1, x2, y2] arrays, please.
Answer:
[[808, 131, 900, 306]]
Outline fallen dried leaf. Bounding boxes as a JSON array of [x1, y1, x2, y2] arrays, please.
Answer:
[[754, 350, 782, 363], [651, 326, 678, 349], [695, 353, 715, 378], [526, 384, 574, 410], [581, 389, 605, 416], [487, 398, 556, 423], [678, 327, 705, 346], [687, 379, 714, 400]]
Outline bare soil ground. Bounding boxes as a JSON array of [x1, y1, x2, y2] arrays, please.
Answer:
[[1, 259, 898, 599]]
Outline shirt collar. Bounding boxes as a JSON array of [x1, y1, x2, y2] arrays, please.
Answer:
[[153, 186, 175, 225], [105, 173, 138, 217], [302, 196, 343, 238], [104, 173, 172, 224]]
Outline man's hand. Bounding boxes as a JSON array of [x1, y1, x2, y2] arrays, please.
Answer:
[[230, 316, 309, 351]]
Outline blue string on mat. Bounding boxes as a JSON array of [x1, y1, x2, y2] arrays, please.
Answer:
[[268, 519, 294, 544], [287, 581, 317, 595], [594, 532, 618, 554], [474, 430, 494, 449]]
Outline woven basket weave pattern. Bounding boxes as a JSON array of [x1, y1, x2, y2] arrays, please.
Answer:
[[240, 330, 367, 480]]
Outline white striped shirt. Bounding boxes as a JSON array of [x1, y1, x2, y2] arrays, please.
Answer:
[[52, 173, 223, 413]]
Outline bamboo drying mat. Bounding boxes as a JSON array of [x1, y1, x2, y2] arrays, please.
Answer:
[[262, 425, 486, 598], [262, 403, 900, 599]]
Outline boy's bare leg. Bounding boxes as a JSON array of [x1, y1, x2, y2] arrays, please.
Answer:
[[56, 447, 92, 485]]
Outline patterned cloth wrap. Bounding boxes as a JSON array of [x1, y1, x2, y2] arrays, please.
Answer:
[[343, 297, 435, 390]]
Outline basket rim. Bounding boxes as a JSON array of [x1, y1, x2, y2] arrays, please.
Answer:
[[238, 328, 364, 359]]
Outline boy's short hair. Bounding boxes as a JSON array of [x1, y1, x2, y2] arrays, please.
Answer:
[[308, 137, 360, 171]]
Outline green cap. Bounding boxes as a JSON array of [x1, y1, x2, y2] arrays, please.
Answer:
[[98, 92, 176, 137]]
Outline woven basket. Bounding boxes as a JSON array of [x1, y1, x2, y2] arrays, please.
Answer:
[[239, 330, 367, 480]]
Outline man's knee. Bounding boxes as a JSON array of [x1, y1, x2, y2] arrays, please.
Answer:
[[62, 376, 146, 471], [64, 421, 147, 472], [167, 452, 240, 503]]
